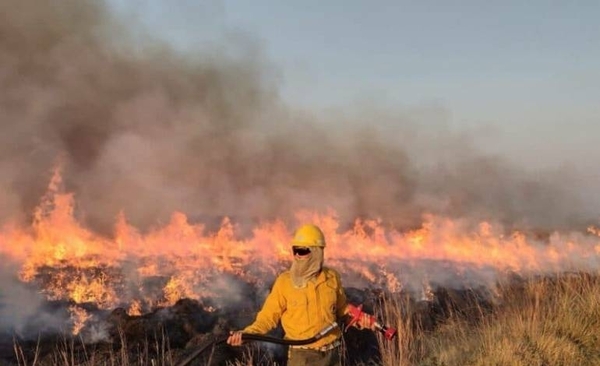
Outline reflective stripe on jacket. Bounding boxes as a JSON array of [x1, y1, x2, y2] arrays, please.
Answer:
[[243, 267, 347, 349]]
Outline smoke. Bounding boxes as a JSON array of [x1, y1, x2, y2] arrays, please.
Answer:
[[0, 0, 597, 238], [0, 257, 69, 336]]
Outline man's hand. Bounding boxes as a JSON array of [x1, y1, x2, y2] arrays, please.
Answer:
[[226, 331, 243, 346]]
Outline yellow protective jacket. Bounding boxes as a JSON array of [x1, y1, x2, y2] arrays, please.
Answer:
[[243, 267, 347, 349]]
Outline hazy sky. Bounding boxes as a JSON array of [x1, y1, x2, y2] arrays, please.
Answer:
[[105, 1, 600, 169]]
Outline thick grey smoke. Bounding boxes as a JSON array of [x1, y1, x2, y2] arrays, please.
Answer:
[[0, 0, 597, 237]]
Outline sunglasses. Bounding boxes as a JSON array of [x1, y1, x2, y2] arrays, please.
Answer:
[[292, 246, 312, 256]]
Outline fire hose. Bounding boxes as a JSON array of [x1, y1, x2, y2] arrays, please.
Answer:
[[175, 304, 396, 366], [175, 322, 339, 366]]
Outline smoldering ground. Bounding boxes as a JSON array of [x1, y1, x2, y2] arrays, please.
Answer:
[[1, 0, 598, 237]]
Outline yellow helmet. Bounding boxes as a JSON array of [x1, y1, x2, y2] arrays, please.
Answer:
[[291, 224, 326, 247]]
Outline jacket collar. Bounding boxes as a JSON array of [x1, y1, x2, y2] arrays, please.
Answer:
[[312, 267, 331, 286]]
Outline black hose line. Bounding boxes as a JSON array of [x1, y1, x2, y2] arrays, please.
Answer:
[[175, 322, 339, 366]]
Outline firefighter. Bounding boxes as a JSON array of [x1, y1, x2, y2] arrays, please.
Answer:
[[227, 224, 374, 366]]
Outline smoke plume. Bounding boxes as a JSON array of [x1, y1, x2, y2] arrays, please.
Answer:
[[0, 0, 597, 237]]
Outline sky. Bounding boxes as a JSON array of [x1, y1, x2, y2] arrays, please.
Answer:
[[105, 0, 600, 170]]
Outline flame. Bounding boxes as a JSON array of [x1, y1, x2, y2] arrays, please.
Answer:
[[1, 167, 599, 335], [127, 299, 142, 317], [69, 305, 91, 335]]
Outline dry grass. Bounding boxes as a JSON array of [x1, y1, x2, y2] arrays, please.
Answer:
[[376, 272, 600, 366], [12, 328, 174, 366]]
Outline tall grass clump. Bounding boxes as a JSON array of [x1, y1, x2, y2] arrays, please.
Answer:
[[377, 272, 600, 366]]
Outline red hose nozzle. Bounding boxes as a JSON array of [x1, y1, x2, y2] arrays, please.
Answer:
[[346, 304, 397, 340]]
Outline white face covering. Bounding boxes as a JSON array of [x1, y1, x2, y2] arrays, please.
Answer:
[[290, 246, 324, 288]]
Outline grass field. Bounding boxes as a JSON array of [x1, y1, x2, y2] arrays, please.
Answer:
[[11, 271, 600, 365]]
